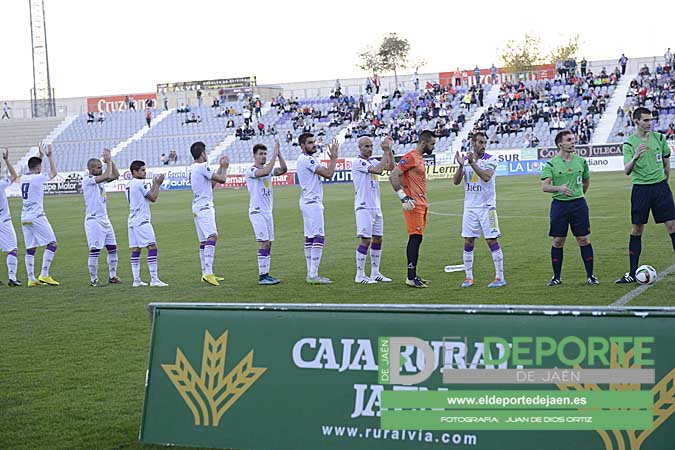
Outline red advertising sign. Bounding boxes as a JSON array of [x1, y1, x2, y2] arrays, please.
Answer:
[[215, 172, 296, 189], [439, 64, 556, 87], [87, 93, 158, 113], [319, 158, 351, 171]]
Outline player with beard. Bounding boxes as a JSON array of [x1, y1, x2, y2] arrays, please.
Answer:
[[452, 132, 505, 288], [296, 133, 338, 284], [541, 130, 598, 286], [389, 130, 436, 288]]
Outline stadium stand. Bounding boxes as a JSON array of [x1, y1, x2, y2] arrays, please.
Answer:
[[608, 62, 675, 142], [472, 69, 619, 149], [0, 116, 64, 167]]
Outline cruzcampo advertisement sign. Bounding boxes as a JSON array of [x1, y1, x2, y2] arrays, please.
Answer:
[[139, 304, 675, 450]]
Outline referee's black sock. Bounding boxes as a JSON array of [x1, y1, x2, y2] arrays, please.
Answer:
[[580, 244, 594, 278], [670, 232, 675, 252], [551, 247, 563, 280], [629, 234, 642, 277], [406, 234, 423, 280]]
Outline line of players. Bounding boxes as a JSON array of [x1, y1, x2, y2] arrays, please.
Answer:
[[0, 105, 673, 287]]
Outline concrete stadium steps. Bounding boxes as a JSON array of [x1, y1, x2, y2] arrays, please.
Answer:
[[592, 73, 634, 144], [0, 116, 64, 166]]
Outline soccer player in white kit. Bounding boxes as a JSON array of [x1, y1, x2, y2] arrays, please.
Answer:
[[296, 133, 338, 284], [351, 136, 395, 284], [245, 140, 288, 285], [83, 148, 121, 287], [21, 143, 60, 287], [188, 141, 230, 286], [0, 148, 20, 286], [452, 132, 506, 288], [126, 160, 167, 287]]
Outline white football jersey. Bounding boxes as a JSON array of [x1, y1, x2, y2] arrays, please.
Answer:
[[463, 153, 498, 209], [82, 175, 109, 219], [296, 153, 323, 205], [0, 178, 12, 221], [352, 156, 381, 210], [245, 165, 273, 213], [20, 173, 50, 221], [126, 178, 152, 226], [190, 162, 215, 213]]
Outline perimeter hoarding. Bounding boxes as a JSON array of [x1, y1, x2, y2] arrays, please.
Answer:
[[140, 304, 675, 450]]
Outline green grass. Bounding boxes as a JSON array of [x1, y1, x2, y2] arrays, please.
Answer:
[[1, 172, 674, 450]]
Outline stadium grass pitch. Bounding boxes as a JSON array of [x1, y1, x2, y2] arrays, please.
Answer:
[[1, 172, 674, 449]]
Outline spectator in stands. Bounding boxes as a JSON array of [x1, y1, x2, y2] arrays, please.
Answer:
[[365, 78, 373, 94], [286, 130, 293, 143], [87, 112, 95, 124], [665, 48, 673, 68], [163, 94, 168, 110], [580, 57, 587, 77], [146, 109, 152, 127], [197, 89, 203, 108], [97, 112, 105, 123], [258, 122, 265, 136], [216, 107, 227, 118], [373, 75, 380, 94], [619, 54, 628, 75], [160, 153, 167, 165], [169, 150, 178, 164], [490, 64, 498, 84], [226, 118, 234, 128], [1, 102, 10, 119], [478, 86, 484, 107], [127, 95, 136, 110], [211, 98, 220, 108], [666, 123, 675, 140], [145, 98, 154, 109], [243, 107, 252, 126], [474, 66, 481, 85]]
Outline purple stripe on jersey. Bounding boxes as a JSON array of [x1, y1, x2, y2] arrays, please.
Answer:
[[357, 245, 368, 255], [489, 241, 501, 252], [371, 242, 382, 251]]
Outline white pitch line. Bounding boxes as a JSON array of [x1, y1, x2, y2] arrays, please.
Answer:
[[610, 263, 675, 306]]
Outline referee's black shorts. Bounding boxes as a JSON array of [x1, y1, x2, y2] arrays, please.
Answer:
[[549, 197, 591, 237], [631, 180, 675, 225]]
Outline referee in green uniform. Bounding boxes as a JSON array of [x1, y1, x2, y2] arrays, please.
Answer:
[[541, 130, 598, 286], [616, 107, 675, 284]]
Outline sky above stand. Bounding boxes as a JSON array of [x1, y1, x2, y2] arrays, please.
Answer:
[[0, 0, 673, 100]]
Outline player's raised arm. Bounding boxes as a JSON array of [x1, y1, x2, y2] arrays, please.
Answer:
[[273, 141, 288, 176], [452, 150, 464, 185], [211, 155, 230, 185], [467, 151, 495, 182], [369, 136, 394, 174], [2, 148, 18, 182], [314, 138, 339, 179], [95, 149, 113, 184], [146, 174, 165, 202], [253, 144, 278, 178], [108, 149, 120, 181], [45, 143, 57, 180]]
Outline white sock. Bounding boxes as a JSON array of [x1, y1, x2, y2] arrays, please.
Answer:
[[310, 238, 324, 278], [107, 248, 118, 278], [463, 250, 474, 279], [40, 245, 56, 277], [356, 246, 367, 278], [370, 245, 382, 276], [304, 238, 313, 276], [88, 249, 100, 282], [25, 251, 35, 281], [199, 245, 205, 274], [7, 251, 18, 281], [131, 250, 141, 282], [491, 248, 504, 280], [203, 240, 216, 275]]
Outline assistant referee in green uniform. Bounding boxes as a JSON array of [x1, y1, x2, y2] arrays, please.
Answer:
[[616, 107, 675, 284]]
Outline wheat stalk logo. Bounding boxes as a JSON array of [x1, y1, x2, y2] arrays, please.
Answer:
[[161, 330, 267, 426], [557, 343, 675, 450]]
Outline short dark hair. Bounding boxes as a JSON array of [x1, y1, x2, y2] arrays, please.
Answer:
[[554, 130, 574, 147], [418, 130, 436, 143], [298, 132, 314, 147], [472, 131, 488, 141], [190, 141, 206, 160], [632, 107, 651, 121], [130, 160, 145, 174], [253, 144, 267, 156], [87, 158, 101, 169], [28, 157, 42, 170]]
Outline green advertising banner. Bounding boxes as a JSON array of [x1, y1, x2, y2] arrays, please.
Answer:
[[140, 303, 675, 450]]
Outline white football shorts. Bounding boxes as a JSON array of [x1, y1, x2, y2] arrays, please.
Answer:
[[0, 218, 18, 251], [355, 207, 383, 238], [128, 221, 157, 248], [194, 207, 218, 242], [22, 215, 57, 248], [85, 217, 117, 249], [462, 208, 501, 239], [300, 202, 325, 237], [249, 211, 274, 242]]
